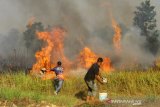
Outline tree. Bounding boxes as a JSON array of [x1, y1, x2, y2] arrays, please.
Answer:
[[23, 22, 44, 54], [133, 0, 159, 55]]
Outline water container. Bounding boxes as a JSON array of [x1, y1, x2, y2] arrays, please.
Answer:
[[99, 93, 107, 101]]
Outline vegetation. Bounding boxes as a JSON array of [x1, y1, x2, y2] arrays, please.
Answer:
[[23, 22, 44, 55], [0, 70, 160, 106], [133, 0, 159, 55]]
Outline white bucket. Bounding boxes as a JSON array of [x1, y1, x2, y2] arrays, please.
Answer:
[[99, 93, 107, 101]]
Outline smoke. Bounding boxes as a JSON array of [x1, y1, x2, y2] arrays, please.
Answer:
[[0, 0, 159, 70], [121, 27, 155, 68], [0, 29, 25, 57]]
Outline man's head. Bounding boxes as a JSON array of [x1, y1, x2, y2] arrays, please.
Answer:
[[97, 57, 103, 66], [57, 61, 62, 66]]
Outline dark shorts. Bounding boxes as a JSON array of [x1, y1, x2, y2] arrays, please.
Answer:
[[85, 80, 97, 97]]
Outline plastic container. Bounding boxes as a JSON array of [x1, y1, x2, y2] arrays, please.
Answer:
[[99, 93, 107, 101], [102, 77, 107, 83]]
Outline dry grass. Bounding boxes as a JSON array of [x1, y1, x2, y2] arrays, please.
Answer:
[[0, 70, 160, 106]]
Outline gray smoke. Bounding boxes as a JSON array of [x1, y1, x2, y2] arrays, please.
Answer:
[[121, 27, 155, 68], [0, 29, 25, 57], [0, 0, 159, 69]]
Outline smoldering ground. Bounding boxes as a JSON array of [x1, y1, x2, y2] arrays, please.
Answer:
[[0, 0, 159, 70]]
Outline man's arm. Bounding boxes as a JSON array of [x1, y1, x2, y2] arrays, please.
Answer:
[[94, 66, 104, 84], [50, 68, 55, 71], [95, 74, 103, 84], [99, 72, 103, 79]]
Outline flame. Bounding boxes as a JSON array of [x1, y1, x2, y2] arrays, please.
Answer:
[[32, 27, 71, 73], [50, 27, 71, 69], [102, 57, 113, 72], [78, 47, 97, 68], [103, 3, 122, 54], [32, 31, 53, 71], [41, 71, 55, 80], [78, 47, 112, 72], [27, 17, 35, 28], [111, 17, 122, 54]]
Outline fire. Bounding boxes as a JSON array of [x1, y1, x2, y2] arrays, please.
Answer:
[[111, 17, 122, 54], [50, 27, 71, 69], [78, 47, 112, 72], [32, 27, 71, 73], [41, 71, 55, 80], [27, 17, 35, 28], [105, 3, 122, 54], [102, 57, 113, 72], [78, 47, 97, 69], [32, 31, 53, 71]]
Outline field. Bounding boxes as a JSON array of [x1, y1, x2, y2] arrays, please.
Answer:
[[0, 70, 160, 107]]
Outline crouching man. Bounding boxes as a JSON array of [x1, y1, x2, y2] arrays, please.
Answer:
[[84, 57, 104, 102], [50, 61, 64, 95]]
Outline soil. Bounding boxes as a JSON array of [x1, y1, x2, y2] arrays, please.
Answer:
[[0, 99, 60, 107], [0, 99, 160, 107]]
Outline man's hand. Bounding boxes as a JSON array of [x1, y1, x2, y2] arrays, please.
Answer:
[[102, 77, 107, 84], [95, 75, 104, 84]]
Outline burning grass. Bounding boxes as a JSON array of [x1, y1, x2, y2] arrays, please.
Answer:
[[0, 70, 160, 106]]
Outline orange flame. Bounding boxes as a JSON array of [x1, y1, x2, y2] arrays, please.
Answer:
[[102, 57, 113, 72], [32, 31, 53, 71], [27, 17, 35, 28], [78, 47, 113, 72], [50, 27, 71, 69], [111, 17, 122, 54], [32, 27, 71, 73], [78, 47, 97, 69], [105, 3, 122, 54]]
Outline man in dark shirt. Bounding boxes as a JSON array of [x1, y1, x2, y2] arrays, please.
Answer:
[[84, 57, 104, 102]]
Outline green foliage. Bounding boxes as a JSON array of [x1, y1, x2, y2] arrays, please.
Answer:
[[133, 0, 159, 55], [0, 88, 21, 100]]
